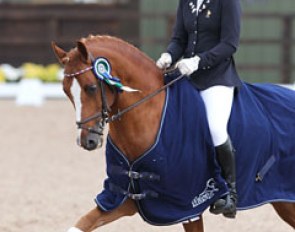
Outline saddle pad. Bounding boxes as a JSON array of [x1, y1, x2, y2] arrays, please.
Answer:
[[95, 76, 295, 225]]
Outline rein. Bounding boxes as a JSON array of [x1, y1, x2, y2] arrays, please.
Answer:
[[65, 57, 185, 132], [107, 72, 184, 123]]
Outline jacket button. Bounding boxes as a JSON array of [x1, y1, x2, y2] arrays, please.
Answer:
[[192, 52, 195, 56], [193, 41, 196, 45]]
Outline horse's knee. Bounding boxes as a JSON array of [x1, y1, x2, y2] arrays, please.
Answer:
[[73, 201, 137, 232], [74, 207, 102, 231]]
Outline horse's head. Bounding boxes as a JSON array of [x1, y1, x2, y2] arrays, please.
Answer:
[[52, 35, 163, 152], [52, 37, 120, 151]]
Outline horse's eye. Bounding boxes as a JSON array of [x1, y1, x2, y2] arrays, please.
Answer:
[[85, 84, 98, 95]]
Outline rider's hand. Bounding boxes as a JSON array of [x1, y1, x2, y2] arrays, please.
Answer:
[[176, 56, 200, 76], [156, 53, 172, 69]]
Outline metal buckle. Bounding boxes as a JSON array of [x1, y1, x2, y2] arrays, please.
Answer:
[[128, 171, 141, 179], [128, 193, 146, 200]]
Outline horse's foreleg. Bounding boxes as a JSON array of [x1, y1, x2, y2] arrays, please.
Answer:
[[182, 216, 204, 232], [68, 199, 137, 232], [272, 202, 295, 229]]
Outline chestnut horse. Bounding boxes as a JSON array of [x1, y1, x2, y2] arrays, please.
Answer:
[[52, 35, 295, 232]]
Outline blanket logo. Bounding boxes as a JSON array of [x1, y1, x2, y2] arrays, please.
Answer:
[[191, 178, 219, 208]]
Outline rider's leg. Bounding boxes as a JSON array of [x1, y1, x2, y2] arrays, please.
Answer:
[[212, 138, 237, 218], [199, 86, 237, 218]]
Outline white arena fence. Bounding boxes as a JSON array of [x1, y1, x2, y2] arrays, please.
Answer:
[[0, 64, 294, 107]]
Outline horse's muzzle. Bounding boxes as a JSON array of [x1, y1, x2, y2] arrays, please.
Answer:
[[78, 133, 103, 151], [86, 133, 103, 150], [78, 122, 104, 151]]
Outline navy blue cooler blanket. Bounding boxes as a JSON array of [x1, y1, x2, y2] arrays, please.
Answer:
[[95, 75, 295, 225]]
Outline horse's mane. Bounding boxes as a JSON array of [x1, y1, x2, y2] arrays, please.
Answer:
[[81, 34, 156, 67]]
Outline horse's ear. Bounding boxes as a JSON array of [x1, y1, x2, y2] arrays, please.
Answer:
[[51, 42, 70, 65], [77, 41, 89, 64]]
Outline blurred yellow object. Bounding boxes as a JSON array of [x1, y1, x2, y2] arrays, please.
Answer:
[[22, 63, 44, 80], [21, 63, 61, 82], [42, 64, 61, 82], [0, 68, 5, 82]]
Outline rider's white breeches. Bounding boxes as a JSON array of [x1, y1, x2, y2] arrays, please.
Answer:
[[200, 86, 234, 147]]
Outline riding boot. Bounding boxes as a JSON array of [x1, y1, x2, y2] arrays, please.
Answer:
[[209, 138, 237, 218]]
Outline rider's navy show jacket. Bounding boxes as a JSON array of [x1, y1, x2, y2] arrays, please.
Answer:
[[167, 0, 242, 90]]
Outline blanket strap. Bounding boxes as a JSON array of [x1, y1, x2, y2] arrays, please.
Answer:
[[256, 155, 276, 182], [109, 183, 159, 200], [110, 165, 160, 181]]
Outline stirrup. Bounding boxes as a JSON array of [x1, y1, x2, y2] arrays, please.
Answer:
[[209, 194, 237, 218]]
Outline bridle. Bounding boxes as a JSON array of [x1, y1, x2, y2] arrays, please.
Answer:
[[64, 55, 185, 135], [65, 64, 112, 135], [76, 78, 111, 136]]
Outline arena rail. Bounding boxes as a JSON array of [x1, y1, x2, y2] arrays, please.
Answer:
[[0, 80, 65, 106]]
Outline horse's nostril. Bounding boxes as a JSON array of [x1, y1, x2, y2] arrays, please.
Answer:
[[86, 139, 98, 150], [81, 132, 101, 151]]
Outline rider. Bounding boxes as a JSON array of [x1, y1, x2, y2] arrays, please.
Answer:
[[156, 0, 242, 218]]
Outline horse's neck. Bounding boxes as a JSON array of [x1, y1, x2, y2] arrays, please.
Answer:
[[108, 66, 165, 162]]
